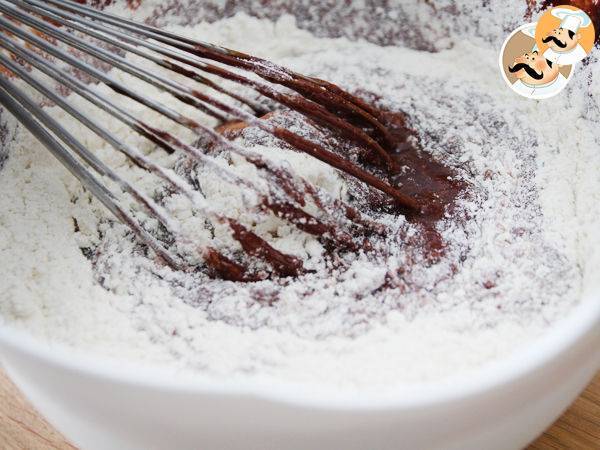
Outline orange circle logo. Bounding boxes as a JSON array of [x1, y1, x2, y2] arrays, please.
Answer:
[[499, 6, 594, 100], [535, 6, 595, 65], [499, 23, 573, 100]]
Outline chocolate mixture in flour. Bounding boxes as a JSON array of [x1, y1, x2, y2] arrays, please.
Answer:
[[0, 3, 592, 387]]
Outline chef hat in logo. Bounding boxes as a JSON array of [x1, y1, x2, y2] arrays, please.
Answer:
[[561, 15, 583, 33], [551, 7, 592, 33]]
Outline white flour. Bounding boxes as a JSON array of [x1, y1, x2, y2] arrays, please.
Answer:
[[0, 9, 598, 390]]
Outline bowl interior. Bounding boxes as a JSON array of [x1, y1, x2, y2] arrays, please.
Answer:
[[0, 0, 598, 408]]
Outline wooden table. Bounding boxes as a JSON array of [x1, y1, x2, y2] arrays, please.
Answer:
[[0, 369, 598, 449]]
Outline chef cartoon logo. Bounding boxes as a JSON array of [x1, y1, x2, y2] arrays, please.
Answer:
[[537, 6, 595, 66], [499, 6, 594, 100]]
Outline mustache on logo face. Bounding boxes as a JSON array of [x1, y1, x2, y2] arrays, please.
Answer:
[[542, 35, 567, 48], [508, 62, 544, 80]]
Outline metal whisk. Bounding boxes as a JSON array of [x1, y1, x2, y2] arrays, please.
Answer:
[[0, 0, 420, 280]]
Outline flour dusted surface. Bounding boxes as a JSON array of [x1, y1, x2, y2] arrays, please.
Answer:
[[0, 12, 594, 389]]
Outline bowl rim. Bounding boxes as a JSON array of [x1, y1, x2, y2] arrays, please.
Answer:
[[0, 2, 599, 415], [0, 290, 599, 411]]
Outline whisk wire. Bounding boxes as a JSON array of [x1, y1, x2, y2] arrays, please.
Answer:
[[0, 10, 364, 254], [0, 41, 200, 237], [7, 0, 267, 115], [18, 0, 400, 159], [0, 74, 182, 268], [0, 7, 308, 276], [0, 0, 414, 205], [0, 0, 413, 279]]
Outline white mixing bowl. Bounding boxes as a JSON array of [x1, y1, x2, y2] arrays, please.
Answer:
[[0, 294, 598, 450], [0, 2, 598, 449]]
